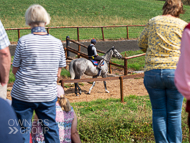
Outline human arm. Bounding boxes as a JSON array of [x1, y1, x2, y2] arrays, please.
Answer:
[[57, 42, 66, 78], [12, 67, 19, 76], [92, 46, 98, 56], [138, 23, 149, 53], [174, 28, 190, 99], [12, 40, 22, 76], [0, 21, 11, 86], [0, 46, 11, 86], [71, 112, 81, 143]]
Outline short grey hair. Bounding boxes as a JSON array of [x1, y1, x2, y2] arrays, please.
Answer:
[[25, 4, 51, 26]]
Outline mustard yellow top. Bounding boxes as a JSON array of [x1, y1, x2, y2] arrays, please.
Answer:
[[138, 15, 187, 72]]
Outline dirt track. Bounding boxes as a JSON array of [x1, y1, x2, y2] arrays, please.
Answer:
[[62, 77, 148, 103], [7, 65, 147, 103], [7, 68, 148, 103]]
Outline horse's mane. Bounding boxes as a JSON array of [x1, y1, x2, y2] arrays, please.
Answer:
[[102, 47, 113, 58], [105, 48, 113, 54]]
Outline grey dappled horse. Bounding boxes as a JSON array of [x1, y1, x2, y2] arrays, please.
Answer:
[[69, 46, 122, 96]]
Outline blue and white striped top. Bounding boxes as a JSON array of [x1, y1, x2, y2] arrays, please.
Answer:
[[11, 33, 66, 102]]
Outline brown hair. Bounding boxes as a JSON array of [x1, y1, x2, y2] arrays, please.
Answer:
[[162, 0, 185, 17], [58, 97, 71, 112]]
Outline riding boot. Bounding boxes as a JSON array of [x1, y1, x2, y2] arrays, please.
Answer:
[[97, 59, 103, 76], [97, 59, 104, 69]]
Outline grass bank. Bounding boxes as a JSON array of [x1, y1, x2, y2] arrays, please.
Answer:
[[71, 95, 189, 142], [2, 0, 190, 42]]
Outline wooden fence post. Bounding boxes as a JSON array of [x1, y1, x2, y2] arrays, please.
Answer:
[[66, 36, 70, 57], [124, 57, 128, 75], [47, 28, 49, 34], [120, 76, 124, 103], [61, 80, 64, 90], [126, 26, 129, 39], [101, 27, 105, 41], [18, 29, 20, 41], [78, 45, 81, 58], [77, 27, 79, 41]]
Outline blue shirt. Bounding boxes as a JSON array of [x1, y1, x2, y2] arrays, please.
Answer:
[[0, 20, 10, 50], [0, 98, 23, 143]]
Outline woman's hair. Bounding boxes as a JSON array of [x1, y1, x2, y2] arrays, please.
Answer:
[[58, 97, 71, 112], [162, 0, 185, 17], [25, 4, 51, 26]]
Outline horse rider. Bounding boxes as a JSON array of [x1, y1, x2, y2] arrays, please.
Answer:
[[88, 38, 104, 70]]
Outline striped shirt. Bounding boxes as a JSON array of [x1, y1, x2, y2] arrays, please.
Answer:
[[0, 20, 10, 50], [11, 33, 66, 102]]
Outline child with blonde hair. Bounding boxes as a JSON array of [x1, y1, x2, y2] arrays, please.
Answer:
[[31, 85, 81, 143]]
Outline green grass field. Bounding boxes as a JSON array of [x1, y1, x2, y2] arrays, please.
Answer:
[[2, 0, 190, 42], [71, 95, 189, 142]]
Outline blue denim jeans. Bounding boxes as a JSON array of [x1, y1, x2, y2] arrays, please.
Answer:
[[12, 97, 60, 143], [144, 69, 183, 143]]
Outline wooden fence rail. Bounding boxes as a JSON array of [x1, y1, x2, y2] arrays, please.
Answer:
[[60, 73, 144, 103], [5, 25, 145, 41]]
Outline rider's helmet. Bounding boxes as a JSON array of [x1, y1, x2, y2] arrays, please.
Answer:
[[91, 38, 96, 44]]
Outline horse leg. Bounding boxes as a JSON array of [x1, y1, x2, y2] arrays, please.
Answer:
[[88, 81, 96, 94], [74, 83, 79, 96], [88, 76, 97, 94], [102, 74, 109, 93], [77, 83, 82, 95], [74, 76, 81, 96], [103, 81, 109, 93]]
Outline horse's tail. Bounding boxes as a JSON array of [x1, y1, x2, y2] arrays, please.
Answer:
[[69, 60, 75, 80]]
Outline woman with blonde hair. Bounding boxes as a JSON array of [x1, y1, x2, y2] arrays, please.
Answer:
[[11, 4, 66, 143], [138, 0, 187, 142], [31, 85, 81, 143]]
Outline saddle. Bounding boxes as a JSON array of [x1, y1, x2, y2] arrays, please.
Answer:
[[90, 60, 104, 67]]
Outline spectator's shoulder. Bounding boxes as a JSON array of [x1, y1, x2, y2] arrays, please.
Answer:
[[48, 34, 62, 44], [0, 98, 10, 109], [18, 33, 33, 42], [148, 15, 162, 24], [0, 20, 4, 29]]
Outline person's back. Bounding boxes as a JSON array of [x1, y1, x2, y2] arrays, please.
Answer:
[[11, 33, 65, 102], [138, 15, 187, 72], [0, 98, 23, 143], [56, 102, 74, 142], [88, 44, 96, 58], [138, 0, 187, 142]]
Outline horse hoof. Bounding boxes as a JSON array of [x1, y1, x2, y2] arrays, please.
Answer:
[[76, 94, 79, 97], [88, 91, 91, 94], [79, 91, 82, 95], [105, 90, 109, 93]]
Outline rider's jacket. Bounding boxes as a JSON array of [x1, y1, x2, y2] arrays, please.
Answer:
[[88, 44, 97, 58]]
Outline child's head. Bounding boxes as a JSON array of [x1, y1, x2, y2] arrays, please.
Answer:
[[57, 85, 71, 112], [58, 97, 71, 112]]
